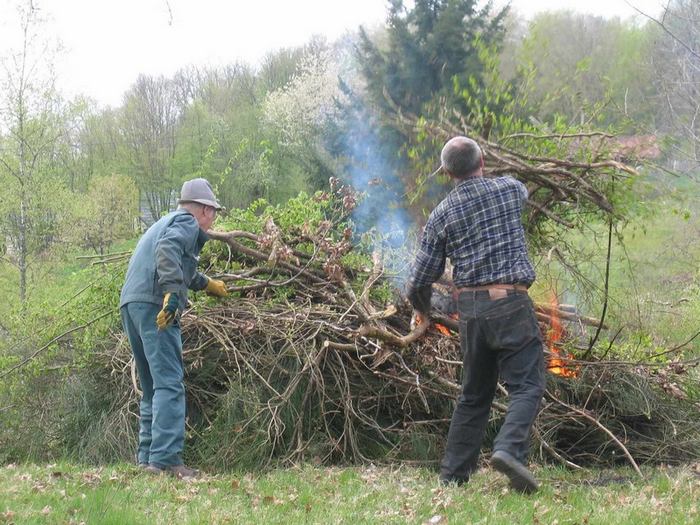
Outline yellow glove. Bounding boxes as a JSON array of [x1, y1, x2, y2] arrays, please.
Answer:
[[205, 277, 228, 297], [156, 293, 179, 330]]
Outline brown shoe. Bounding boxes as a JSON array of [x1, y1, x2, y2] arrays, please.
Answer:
[[145, 463, 200, 480]]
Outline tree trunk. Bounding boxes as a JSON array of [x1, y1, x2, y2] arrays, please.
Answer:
[[18, 197, 27, 304], [18, 72, 27, 305]]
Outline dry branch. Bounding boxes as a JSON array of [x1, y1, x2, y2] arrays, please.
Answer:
[[84, 184, 699, 471]]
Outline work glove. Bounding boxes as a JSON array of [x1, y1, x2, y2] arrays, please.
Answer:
[[205, 277, 228, 297], [156, 292, 180, 330]]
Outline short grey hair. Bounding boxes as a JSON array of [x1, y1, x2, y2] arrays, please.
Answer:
[[178, 201, 207, 213], [440, 136, 482, 178]]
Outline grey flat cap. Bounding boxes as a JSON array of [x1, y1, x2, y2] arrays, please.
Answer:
[[178, 178, 222, 210]]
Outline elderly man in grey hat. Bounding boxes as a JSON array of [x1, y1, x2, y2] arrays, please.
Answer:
[[120, 178, 228, 479]]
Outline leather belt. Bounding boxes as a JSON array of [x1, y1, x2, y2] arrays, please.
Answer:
[[453, 283, 528, 300]]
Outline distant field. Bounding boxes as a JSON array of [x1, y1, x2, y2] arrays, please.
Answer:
[[1, 462, 699, 524]]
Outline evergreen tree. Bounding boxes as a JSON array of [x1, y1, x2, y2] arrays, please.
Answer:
[[357, 0, 508, 116], [342, 1, 508, 227]]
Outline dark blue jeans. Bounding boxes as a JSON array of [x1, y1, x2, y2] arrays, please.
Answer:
[[440, 289, 546, 483], [120, 302, 185, 467]]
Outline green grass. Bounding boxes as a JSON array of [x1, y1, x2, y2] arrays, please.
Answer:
[[1, 462, 699, 524]]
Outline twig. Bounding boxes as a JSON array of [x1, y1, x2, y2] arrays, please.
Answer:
[[0, 310, 114, 379], [358, 320, 430, 347], [626, 1, 700, 61], [585, 217, 613, 357], [546, 391, 643, 477]]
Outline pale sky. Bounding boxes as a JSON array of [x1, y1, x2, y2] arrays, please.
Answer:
[[0, 0, 664, 108]]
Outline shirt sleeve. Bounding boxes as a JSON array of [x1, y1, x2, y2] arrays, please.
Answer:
[[515, 177, 528, 201], [406, 214, 447, 313], [190, 272, 209, 291], [155, 214, 199, 294]]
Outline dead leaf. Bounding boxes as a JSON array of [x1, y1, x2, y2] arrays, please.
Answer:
[[82, 472, 102, 485], [231, 479, 240, 490]]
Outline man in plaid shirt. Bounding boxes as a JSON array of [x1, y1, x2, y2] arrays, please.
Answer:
[[407, 136, 545, 493]]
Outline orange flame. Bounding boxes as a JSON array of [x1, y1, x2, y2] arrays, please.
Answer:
[[434, 323, 452, 336], [413, 314, 453, 337], [547, 292, 578, 377]]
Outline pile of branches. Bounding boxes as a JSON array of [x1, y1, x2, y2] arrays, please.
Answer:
[[388, 104, 640, 230], [99, 189, 699, 473]]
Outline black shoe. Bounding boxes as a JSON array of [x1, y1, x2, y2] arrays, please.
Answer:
[[439, 476, 467, 487], [491, 450, 539, 494]]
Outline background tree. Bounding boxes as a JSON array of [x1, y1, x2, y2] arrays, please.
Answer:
[[73, 174, 138, 255], [0, 1, 72, 303], [505, 11, 656, 129], [119, 74, 180, 221], [342, 0, 510, 229], [263, 45, 346, 191], [646, 0, 700, 171], [357, 0, 508, 115]]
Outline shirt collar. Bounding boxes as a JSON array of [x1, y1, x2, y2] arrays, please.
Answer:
[[196, 227, 209, 247], [455, 176, 482, 190], [175, 208, 210, 247]]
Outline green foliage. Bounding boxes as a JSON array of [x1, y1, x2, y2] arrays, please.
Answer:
[[531, 188, 700, 361], [0, 248, 129, 464], [119, 75, 183, 219], [194, 376, 318, 471], [2, 1, 700, 481], [72, 175, 139, 255], [357, 0, 508, 116], [0, 172, 74, 255], [348, 1, 511, 224], [213, 191, 340, 239], [507, 11, 657, 128], [399, 39, 643, 241]]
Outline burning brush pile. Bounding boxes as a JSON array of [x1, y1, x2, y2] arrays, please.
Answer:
[[101, 183, 700, 474]]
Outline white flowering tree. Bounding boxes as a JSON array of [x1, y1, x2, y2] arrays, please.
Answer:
[[263, 47, 349, 187]]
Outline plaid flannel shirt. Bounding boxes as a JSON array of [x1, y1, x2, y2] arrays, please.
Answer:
[[407, 175, 536, 313]]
